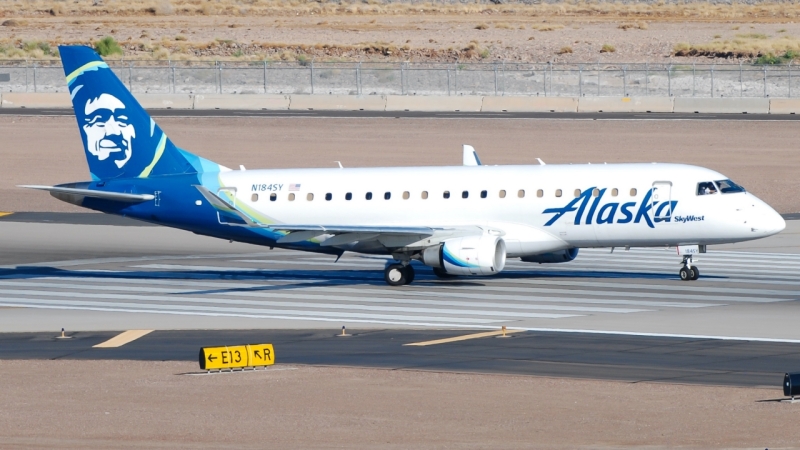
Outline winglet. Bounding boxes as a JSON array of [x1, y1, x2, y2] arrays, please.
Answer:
[[463, 145, 482, 166]]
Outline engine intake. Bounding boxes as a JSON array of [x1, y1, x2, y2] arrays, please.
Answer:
[[520, 248, 579, 264], [422, 234, 506, 276]]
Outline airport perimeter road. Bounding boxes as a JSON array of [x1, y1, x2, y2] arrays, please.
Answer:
[[2, 328, 798, 387], [0, 218, 799, 341], [6, 108, 800, 121]]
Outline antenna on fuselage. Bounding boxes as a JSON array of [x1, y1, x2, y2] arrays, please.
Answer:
[[334, 161, 344, 169], [536, 158, 546, 165]]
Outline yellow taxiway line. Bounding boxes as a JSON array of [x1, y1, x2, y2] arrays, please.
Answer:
[[404, 329, 524, 347], [93, 330, 154, 348], [0, 212, 13, 218]]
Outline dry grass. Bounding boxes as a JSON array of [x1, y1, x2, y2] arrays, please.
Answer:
[[494, 22, 512, 29], [618, 22, 648, 31], [475, 23, 488, 30], [600, 43, 616, 53], [556, 46, 573, 55], [674, 36, 800, 58], [7, 0, 800, 21], [531, 24, 564, 32]]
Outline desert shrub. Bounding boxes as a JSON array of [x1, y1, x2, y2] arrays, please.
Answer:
[[600, 44, 616, 53], [556, 46, 572, 55], [95, 36, 123, 57], [475, 23, 488, 30]]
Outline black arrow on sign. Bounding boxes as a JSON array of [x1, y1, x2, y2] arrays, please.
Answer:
[[254, 350, 261, 359], [208, 354, 217, 362]]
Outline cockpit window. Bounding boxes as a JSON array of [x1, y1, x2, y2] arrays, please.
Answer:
[[697, 181, 718, 196], [715, 179, 746, 194]]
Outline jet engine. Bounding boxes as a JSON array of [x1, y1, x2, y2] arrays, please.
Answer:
[[520, 248, 579, 264], [421, 234, 506, 276]]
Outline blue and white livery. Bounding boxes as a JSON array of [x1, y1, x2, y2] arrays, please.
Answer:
[[22, 46, 786, 285]]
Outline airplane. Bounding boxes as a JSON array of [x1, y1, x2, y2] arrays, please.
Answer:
[[21, 46, 786, 286]]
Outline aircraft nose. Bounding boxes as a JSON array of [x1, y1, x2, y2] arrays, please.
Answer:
[[751, 203, 785, 236]]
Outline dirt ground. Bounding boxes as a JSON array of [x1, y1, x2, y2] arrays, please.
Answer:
[[2, 115, 799, 214], [3, 13, 800, 62], [0, 360, 796, 449]]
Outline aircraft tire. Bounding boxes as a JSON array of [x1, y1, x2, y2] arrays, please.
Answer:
[[403, 265, 416, 284], [384, 263, 407, 286], [679, 267, 692, 281], [690, 266, 700, 280]]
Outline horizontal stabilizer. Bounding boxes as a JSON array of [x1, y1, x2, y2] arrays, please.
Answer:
[[19, 185, 154, 203], [194, 185, 259, 226]]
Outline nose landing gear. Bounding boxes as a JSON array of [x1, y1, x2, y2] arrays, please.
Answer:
[[679, 256, 700, 281]]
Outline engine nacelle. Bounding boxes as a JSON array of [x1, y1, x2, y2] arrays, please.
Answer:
[[520, 248, 579, 264], [422, 235, 506, 276]]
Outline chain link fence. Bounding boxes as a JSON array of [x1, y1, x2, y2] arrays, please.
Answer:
[[1, 60, 799, 98]]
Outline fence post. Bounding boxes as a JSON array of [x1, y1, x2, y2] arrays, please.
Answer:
[[128, 62, 133, 92], [645, 63, 648, 95], [493, 62, 498, 96], [310, 60, 314, 94], [790, 61, 792, 98], [740, 62, 743, 97], [501, 61, 506, 96], [764, 65, 768, 97], [264, 60, 267, 94], [25, 60, 28, 92], [597, 65, 601, 96], [710, 65, 714, 98], [667, 65, 671, 97], [170, 60, 175, 94], [446, 66, 451, 96], [692, 62, 696, 97], [400, 63, 404, 95], [356, 62, 361, 95], [578, 65, 582, 97], [454, 63, 458, 96], [33, 62, 37, 93], [545, 62, 549, 97], [622, 66, 627, 97]]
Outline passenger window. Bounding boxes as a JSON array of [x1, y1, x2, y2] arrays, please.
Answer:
[[480, 190, 487, 198], [421, 191, 428, 199], [384, 192, 391, 200], [366, 192, 373, 200], [518, 190, 525, 198], [443, 191, 451, 199], [270, 193, 277, 202], [499, 190, 506, 198], [555, 189, 562, 198], [325, 193, 332, 201], [251, 193, 259, 202], [592, 188, 600, 197], [715, 179, 746, 194], [345, 192, 352, 200], [630, 188, 637, 197], [462, 191, 469, 199], [307, 193, 314, 201], [288, 193, 295, 201], [697, 182, 717, 196], [403, 191, 410, 199], [611, 188, 618, 197], [574, 189, 581, 198], [537, 189, 543, 198]]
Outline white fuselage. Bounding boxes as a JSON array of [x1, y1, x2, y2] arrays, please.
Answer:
[[217, 162, 785, 256]]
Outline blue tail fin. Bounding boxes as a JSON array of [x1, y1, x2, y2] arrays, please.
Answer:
[[60, 46, 209, 180]]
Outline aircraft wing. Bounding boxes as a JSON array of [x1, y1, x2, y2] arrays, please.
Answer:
[[19, 185, 155, 203]]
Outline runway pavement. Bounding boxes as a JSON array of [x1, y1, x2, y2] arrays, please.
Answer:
[[5, 108, 800, 120], [0, 217, 798, 340]]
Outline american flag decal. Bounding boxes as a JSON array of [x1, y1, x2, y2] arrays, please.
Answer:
[[289, 183, 301, 191]]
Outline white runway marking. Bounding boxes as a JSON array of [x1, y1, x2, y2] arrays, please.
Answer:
[[2, 248, 799, 334]]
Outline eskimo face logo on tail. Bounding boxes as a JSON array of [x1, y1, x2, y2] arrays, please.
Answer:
[[81, 93, 135, 169], [543, 187, 678, 229]]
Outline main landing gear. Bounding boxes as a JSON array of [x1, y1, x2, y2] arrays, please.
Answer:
[[679, 255, 700, 281], [384, 263, 415, 286]]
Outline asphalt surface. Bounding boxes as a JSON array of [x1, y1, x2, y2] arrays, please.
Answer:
[[4, 108, 800, 120], [1, 328, 796, 387], [0, 216, 799, 387]]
